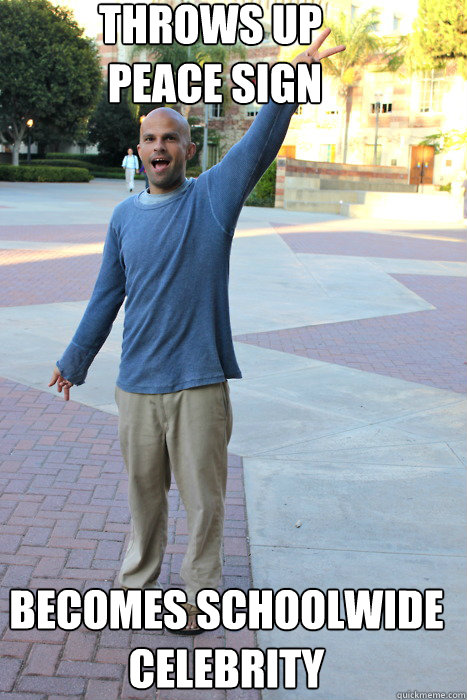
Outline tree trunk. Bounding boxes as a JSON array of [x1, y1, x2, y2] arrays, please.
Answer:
[[342, 85, 354, 164], [11, 122, 26, 166], [12, 139, 21, 166]]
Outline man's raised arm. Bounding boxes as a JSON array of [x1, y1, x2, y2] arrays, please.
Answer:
[[204, 28, 345, 230]]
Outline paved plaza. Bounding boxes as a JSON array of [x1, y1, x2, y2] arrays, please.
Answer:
[[0, 179, 466, 699]]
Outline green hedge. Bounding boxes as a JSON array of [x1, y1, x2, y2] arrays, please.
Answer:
[[23, 158, 100, 171], [42, 154, 202, 179], [93, 169, 145, 179], [0, 165, 92, 182], [187, 165, 202, 178], [93, 165, 201, 179], [245, 160, 276, 207], [46, 152, 106, 165]]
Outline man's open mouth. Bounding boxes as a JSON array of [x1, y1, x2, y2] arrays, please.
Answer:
[[151, 158, 170, 173]]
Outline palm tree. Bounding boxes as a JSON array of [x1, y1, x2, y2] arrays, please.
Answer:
[[325, 9, 381, 163]]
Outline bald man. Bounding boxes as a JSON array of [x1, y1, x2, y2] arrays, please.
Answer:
[[50, 31, 345, 634]]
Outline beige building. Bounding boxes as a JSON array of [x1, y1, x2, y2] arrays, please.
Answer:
[[280, 62, 467, 186], [190, 0, 466, 186], [49, 0, 467, 185]]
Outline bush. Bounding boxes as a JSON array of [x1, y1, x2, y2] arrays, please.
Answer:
[[23, 158, 100, 171], [18, 153, 42, 161], [93, 166, 201, 179], [46, 152, 108, 165], [93, 169, 145, 179], [186, 165, 202, 178], [39, 155, 202, 178], [0, 165, 92, 182], [245, 160, 276, 207]]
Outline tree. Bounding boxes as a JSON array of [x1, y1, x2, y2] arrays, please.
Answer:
[[0, 0, 102, 165], [88, 86, 142, 166], [409, 0, 467, 77], [323, 9, 381, 163], [418, 129, 467, 154], [88, 73, 209, 168]]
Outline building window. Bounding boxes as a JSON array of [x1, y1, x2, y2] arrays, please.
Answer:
[[393, 15, 401, 32], [351, 4, 358, 20], [419, 70, 445, 113], [246, 103, 260, 117], [371, 102, 392, 113], [208, 103, 224, 119]]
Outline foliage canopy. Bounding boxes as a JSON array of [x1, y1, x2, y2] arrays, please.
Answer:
[[88, 86, 141, 167], [0, 0, 102, 162], [409, 0, 467, 76], [325, 9, 381, 87]]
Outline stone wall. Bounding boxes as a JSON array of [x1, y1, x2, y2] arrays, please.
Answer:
[[275, 157, 409, 208]]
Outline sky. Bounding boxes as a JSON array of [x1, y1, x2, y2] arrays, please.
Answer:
[[50, 0, 102, 38]]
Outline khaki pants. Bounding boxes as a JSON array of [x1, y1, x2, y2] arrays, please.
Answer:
[[115, 381, 233, 603], [125, 167, 135, 191]]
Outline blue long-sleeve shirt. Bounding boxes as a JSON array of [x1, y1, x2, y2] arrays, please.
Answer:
[[57, 100, 297, 394]]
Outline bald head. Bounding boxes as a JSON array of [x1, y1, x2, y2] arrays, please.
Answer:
[[137, 106, 196, 194], [140, 107, 191, 144]]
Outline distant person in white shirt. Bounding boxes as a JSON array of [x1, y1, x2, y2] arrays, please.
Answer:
[[121, 148, 139, 192]]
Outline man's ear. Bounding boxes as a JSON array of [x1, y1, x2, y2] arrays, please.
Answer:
[[137, 143, 142, 157], [186, 142, 196, 161]]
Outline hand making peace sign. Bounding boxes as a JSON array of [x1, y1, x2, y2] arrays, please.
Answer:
[[292, 27, 346, 67]]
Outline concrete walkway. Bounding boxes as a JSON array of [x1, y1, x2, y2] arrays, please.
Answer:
[[0, 180, 466, 699]]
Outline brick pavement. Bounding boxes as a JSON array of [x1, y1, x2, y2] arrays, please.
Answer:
[[277, 222, 467, 261], [0, 377, 259, 700], [0, 224, 108, 307], [233, 220, 467, 394], [0, 225, 107, 244], [1, 251, 102, 307], [235, 273, 467, 394], [1, 201, 466, 696]]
